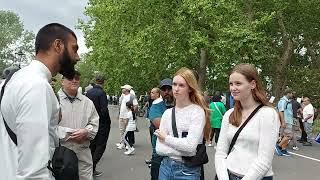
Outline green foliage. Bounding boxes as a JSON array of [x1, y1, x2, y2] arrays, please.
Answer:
[[79, 0, 320, 102], [0, 10, 35, 73]]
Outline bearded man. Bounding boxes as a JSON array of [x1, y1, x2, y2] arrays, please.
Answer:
[[0, 23, 80, 179]]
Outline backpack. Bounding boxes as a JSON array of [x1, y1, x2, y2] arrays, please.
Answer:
[[0, 70, 79, 180]]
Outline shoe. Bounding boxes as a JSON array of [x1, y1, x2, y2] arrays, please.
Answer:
[[208, 143, 213, 147], [145, 159, 152, 164], [93, 170, 103, 177], [117, 143, 125, 150], [124, 147, 135, 155], [116, 143, 122, 146], [148, 164, 152, 168], [125, 145, 129, 150], [298, 139, 306, 143], [292, 146, 299, 151], [281, 149, 291, 157], [303, 142, 312, 146], [275, 145, 284, 156]]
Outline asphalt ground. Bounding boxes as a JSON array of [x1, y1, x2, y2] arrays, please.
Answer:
[[94, 105, 320, 180]]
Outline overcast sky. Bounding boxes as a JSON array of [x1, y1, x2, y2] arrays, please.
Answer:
[[0, 0, 89, 54]]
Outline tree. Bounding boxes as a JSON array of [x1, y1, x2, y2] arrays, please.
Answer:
[[0, 10, 35, 74], [80, 0, 320, 107]]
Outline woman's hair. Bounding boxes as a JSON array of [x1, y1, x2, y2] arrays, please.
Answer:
[[126, 102, 136, 120], [174, 67, 211, 140], [229, 63, 271, 127], [151, 87, 161, 98]]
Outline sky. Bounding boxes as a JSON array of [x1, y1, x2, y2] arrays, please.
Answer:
[[0, 0, 89, 54]]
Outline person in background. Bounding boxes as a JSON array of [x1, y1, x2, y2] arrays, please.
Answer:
[[215, 63, 279, 180], [86, 74, 111, 177], [291, 92, 302, 150], [121, 102, 137, 155], [149, 79, 174, 180], [208, 95, 226, 148], [275, 88, 294, 157], [117, 85, 138, 149], [57, 71, 99, 180], [301, 97, 314, 146]]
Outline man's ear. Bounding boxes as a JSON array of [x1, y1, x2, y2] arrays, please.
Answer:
[[53, 39, 64, 54]]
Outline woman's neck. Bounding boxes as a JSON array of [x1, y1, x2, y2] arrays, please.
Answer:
[[240, 95, 260, 110], [175, 98, 192, 109]]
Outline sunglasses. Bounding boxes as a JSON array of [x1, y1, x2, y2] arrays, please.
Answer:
[[65, 76, 80, 81]]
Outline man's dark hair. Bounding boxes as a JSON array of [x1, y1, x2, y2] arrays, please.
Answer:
[[35, 23, 77, 54]]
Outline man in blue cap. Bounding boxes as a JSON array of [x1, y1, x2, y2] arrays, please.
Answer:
[[149, 78, 174, 180]]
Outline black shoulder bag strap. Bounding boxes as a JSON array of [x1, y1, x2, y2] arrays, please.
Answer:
[[171, 107, 179, 138], [0, 70, 18, 145], [227, 104, 263, 155]]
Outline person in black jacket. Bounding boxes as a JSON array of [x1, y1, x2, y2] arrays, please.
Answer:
[[86, 74, 111, 177]]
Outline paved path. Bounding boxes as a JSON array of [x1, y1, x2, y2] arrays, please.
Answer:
[[94, 105, 320, 180]]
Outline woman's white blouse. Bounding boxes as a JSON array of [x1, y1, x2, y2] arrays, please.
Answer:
[[215, 106, 280, 180], [156, 104, 205, 161]]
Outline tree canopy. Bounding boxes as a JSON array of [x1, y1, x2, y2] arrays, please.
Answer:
[[80, 0, 320, 106], [0, 10, 35, 75]]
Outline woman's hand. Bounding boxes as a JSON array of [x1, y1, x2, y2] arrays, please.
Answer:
[[154, 129, 167, 142]]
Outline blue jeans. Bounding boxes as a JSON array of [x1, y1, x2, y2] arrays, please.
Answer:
[[159, 157, 201, 180]]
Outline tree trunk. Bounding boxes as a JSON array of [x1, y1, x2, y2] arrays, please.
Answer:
[[273, 13, 293, 99], [198, 48, 208, 90]]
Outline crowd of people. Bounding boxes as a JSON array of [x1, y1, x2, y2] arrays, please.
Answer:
[[0, 22, 318, 180]]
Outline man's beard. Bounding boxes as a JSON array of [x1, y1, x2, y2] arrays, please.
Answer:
[[59, 47, 76, 79]]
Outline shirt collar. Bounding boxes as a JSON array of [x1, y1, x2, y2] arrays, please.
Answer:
[[152, 97, 163, 104], [58, 89, 83, 102], [30, 60, 52, 82]]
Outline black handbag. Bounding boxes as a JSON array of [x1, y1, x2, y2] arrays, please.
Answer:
[[214, 104, 263, 180], [171, 107, 209, 167], [0, 70, 79, 180]]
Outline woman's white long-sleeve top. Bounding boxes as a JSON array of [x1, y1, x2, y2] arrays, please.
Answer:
[[215, 106, 280, 180], [156, 104, 205, 161]]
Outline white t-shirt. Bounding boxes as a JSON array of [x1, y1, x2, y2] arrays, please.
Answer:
[[119, 94, 138, 118], [303, 104, 314, 123], [126, 111, 136, 131]]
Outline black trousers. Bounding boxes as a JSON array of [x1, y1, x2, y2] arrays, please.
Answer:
[[90, 124, 111, 171], [210, 128, 221, 144], [150, 154, 164, 180], [125, 131, 135, 147], [298, 118, 308, 141]]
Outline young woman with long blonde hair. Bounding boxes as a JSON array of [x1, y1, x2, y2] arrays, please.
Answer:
[[155, 67, 210, 179]]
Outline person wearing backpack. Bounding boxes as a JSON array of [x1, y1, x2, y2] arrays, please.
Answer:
[[0, 23, 80, 179], [215, 64, 279, 180], [208, 95, 226, 148]]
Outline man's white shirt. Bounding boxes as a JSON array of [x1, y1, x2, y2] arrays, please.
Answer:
[[119, 94, 138, 119], [303, 104, 314, 123], [0, 60, 59, 179]]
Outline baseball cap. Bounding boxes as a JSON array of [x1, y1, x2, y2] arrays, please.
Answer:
[[121, 84, 133, 90], [160, 78, 172, 89]]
